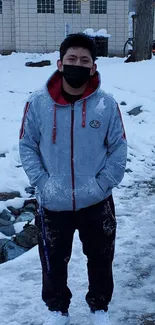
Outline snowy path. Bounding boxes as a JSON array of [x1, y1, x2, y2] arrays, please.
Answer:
[[0, 187, 155, 325]]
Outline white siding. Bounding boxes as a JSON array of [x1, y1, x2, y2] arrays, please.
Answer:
[[15, 0, 55, 53], [0, 0, 15, 54], [0, 0, 130, 56], [14, 0, 129, 56]]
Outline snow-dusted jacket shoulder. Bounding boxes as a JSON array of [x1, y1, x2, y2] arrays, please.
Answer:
[[19, 70, 127, 211]]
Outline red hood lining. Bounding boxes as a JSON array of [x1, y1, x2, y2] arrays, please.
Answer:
[[47, 70, 99, 105]]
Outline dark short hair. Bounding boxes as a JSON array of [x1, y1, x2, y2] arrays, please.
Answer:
[[59, 33, 97, 62]]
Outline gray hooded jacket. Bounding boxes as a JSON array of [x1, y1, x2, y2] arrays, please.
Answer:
[[19, 70, 127, 211]]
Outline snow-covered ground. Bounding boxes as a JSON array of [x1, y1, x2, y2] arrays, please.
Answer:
[[0, 52, 155, 325]]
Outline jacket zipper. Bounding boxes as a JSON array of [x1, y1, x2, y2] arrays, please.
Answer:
[[71, 103, 76, 211]]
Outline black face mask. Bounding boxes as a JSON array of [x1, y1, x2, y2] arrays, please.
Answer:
[[62, 64, 91, 88]]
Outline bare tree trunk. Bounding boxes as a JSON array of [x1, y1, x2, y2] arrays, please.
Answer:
[[126, 0, 154, 62]]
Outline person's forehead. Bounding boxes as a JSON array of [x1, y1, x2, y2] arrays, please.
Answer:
[[65, 47, 92, 58]]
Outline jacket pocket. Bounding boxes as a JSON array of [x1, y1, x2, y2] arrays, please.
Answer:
[[75, 175, 105, 210], [40, 175, 73, 211]]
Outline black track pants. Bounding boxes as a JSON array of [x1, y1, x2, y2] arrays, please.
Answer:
[[35, 195, 116, 313]]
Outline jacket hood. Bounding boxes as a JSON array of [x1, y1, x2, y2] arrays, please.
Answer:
[[47, 69, 101, 105]]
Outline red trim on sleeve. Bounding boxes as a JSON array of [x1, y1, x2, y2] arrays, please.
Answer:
[[117, 104, 126, 139], [19, 102, 30, 139]]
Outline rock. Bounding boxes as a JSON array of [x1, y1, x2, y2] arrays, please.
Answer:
[[25, 60, 51, 67], [125, 168, 133, 173], [128, 106, 143, 116], [24, 203, 36, 210], [120, 101, 127, 106], [0, 209, 12, 221], [0, 239, 9, 263], [23, 199, 38, 215], [7, 206, 21, 216], [0, 191, 20, 201], [0, 218, 13, 226], [25, 186, 35, 195], [0, 225, 15, 236], [15, 222, 39, 248], [3, 240, 28, 261], [0, 153, 6, 158], [23, 198, 37, 207], [15, 212, 34, 223], [0, 254, 4, 263], [0, 239, 8, 254], [21, 203, 36, 214]]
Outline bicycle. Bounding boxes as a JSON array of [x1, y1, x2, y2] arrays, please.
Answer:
[[123, 38, 155, 58], [123, 37, 134, 57]]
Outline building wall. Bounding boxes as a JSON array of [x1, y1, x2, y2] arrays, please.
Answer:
[[0, 0, 15, 54], [106, 0, 129, 55], [14, 0, 129, 56], [15, 0, 55, 53]]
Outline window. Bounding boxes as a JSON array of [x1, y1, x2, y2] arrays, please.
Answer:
[[0, 0, 2, 14], [37, 0, 55, 13], [64, 0, 81, 14], [90, 0, 107, 14]]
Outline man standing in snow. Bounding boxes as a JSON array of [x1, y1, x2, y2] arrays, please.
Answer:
[[19, 33, 127, 325]]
